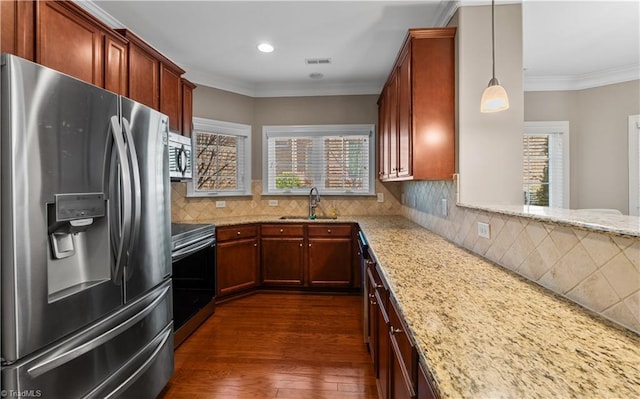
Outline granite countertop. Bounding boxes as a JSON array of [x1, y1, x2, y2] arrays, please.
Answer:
[[356, 216, 639, 399], [175, 215, 640, 398]]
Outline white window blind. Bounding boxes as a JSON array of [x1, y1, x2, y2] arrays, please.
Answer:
[[263, 124, 375, 195], [187, 118, 251, 197], [523, 121, 570, 208]]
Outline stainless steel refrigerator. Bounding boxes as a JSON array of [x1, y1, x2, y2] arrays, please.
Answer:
[[0, 54, 173, 398]]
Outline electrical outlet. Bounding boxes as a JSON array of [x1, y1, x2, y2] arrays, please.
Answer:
[[377, 192, 384, 203], [268, 200, 279, 207], [215, 201, 226, 208], [477, 222, 490, 239], [441, 198, 448, 216]]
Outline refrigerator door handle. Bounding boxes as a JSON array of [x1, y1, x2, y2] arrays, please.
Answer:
[[84, 324, 173, 399], [121, 118, 142, 271], [25, 284, 171, 379], [109, 116, 133, 283]]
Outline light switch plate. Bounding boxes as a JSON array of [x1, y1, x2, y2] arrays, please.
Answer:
[[215, 201, 226, 208], [477, 222, 490, 239], [377, 192, 384, 203], [269, 200, 279, 207]]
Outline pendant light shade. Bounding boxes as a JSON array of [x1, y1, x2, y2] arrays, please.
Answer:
[[481, 0, 509, 113]]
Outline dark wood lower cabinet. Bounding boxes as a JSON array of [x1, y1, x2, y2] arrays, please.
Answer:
[[216, 225, 259, 298], [308, 224, 353, 287], [261, 224, 305, 286], [418, 362, 439, 399], [376, 286, 391, 399]]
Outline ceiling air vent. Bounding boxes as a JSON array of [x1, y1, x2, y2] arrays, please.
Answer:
[[305, 58, 332, 65]]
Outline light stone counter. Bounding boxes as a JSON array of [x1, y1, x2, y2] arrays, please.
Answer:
[[356, 216, 639, 399], [177, 215, 640, 398]]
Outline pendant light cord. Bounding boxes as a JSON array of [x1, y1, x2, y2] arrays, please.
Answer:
[[491, 0, 496, 80]]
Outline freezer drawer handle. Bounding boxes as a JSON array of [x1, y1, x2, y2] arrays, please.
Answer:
[[26, 285, 170, 378], [84, 324, 172, 399]]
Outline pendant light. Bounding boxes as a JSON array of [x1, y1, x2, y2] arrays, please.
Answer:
[[480, 0, 509, 113]]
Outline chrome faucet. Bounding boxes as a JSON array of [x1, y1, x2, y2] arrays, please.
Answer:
[[309, 187, 320, 219]]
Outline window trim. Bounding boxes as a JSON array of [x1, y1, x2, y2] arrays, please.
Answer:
[[186, 117, 252, 197], [261, 124, 376, 196], [523, 121, 570, 208], [629, 114, 640, 216]]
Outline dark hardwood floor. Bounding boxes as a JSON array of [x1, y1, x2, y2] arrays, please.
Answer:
[[159, 292, 378, 399]]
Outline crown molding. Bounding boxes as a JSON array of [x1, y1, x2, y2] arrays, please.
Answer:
[[434, 0, 460, 27], [525, 64, 640, 92], [72, 0, 124, 28]]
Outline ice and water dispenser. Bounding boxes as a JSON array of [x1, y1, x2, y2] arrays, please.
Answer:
[[47, 193, 111, 301]]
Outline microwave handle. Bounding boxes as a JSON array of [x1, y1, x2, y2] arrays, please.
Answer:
[[177, 144, 187, 174]]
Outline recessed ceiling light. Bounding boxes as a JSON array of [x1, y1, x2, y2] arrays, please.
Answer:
[[309, 73, 324, 79], [257, 43, 274, 53]]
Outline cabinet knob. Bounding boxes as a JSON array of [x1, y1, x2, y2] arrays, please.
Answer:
[[327, 229, 331, 234], [308, 243, 311, 247], [390, 326, 402, 334], [237, 231, 241, 235], [370, 300, 377, 305], [254, 243, 257, 247], [299, 243, 303, 247], [368, 293, 375, 299], [280, 228, 284, 233]]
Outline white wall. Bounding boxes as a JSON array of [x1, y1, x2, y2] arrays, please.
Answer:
[[454, 4, 524, 205]]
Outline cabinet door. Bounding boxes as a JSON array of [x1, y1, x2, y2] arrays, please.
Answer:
[[104, 33, 128, 95], [160, 63, 182, 132], [366, 264, 379, 371], [391, 341, 417, 399], [181, 79, 196, 137], [418, 362, 439, 399], [216, 238, 259, 297], [308, 237, 352, 287], [128, 43, 159, 109], [376, 287, 391, 399], [261, 238, 304, 285], [37, 1, 103, 86], [378, 90, 390, 181], [397, 43, 412, 179], [1, 0, 35, 60], [387, 72, 399, 179]]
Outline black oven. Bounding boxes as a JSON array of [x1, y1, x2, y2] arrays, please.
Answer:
[[171, 223, 216, 347]]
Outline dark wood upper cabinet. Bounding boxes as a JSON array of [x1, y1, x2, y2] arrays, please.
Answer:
[[36, 1, 105, 86], [104, 33, 128, 95], [181, 79, 196, 137], [378, 28, 456, 182], [160, 63, 182, 132], [1, 0, 35, 60], [116, 29, 185, 128]]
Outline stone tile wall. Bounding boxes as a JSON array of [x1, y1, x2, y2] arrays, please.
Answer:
[[402, 180, 639, 334], [171, 180, 402, 221]]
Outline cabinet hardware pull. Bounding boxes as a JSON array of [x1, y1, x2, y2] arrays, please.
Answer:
[[254, 243, 257, 247], [370, 300, 377, 305], [390, 326, 402, 334], [299, 243, 302, 247], [327, 229, 331, 233], [375, 283, 383, 289], [237, 231, 241, 235], [368, 293, 375, 299], [308, 243, 311, 247], [280, 229, 284, 233]]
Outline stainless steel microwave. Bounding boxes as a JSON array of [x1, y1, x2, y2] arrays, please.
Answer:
[[168, 132, 193, 181]]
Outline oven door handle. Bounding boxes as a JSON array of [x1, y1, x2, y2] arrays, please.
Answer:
[[172, 237, 216, 262]]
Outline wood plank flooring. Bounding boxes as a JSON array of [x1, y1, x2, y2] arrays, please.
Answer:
[[159, 292, 378, 399]]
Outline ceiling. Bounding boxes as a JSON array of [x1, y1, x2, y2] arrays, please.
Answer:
[[83, 1, 639, 97]]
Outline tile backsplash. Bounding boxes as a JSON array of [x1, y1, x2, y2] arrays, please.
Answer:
[[171, 180, 402, 221], [402, 180, 639, 334]]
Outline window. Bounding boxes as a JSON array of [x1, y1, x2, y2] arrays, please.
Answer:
[[187, 117, 251, 197], [262, 124, 375, 195], [523, 121, 570, 208]]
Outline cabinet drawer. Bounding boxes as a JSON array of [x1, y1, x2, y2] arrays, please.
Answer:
[[308, 224, 352, 237], [389, 299, 416, 390], [261, 224, 304, 237], [217, 225, 258, 242]]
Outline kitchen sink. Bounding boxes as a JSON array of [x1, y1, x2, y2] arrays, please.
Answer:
[[279, 215, 338, 220]]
